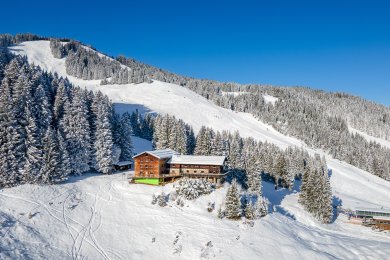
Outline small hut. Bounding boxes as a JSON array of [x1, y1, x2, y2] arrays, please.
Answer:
[[113, 161, 133, 171]]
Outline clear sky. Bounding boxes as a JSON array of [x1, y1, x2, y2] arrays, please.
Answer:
[[2, 0, 390, 106]]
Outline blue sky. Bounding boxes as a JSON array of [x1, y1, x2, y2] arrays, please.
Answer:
[[2, 0, 390, 105]]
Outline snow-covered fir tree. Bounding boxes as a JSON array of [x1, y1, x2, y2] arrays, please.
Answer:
[[94, 96, 114, 174], [224, 179, 242, 220], [0, 48, 121, 187], [116, 112, 134, 161], [40, 126, 61, 183]]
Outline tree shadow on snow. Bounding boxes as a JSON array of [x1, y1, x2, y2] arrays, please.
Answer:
[[328, 168, 333, 178], [262, 179, 302, 220], [61, 171, 128, 185], [331, 195, 343, 223], [113, 103, 154, 116]]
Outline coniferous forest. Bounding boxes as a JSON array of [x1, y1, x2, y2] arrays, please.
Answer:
[[0, 48, 133, 187]]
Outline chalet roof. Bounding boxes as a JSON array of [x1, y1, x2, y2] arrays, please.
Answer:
[[132, 149, 179, 160], [167, 155, 226, 166], [113, 161, 133, 166]]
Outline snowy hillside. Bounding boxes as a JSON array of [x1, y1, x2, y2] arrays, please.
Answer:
[[4, 40, 390, 259], [9, 40, 390, 209], [2, 168, 390, 259]]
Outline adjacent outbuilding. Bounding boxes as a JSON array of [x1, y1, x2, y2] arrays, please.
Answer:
[[131, 149, 227, 185]]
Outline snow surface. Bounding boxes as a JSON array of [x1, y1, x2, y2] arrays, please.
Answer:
[[222, 92, 278, 105], [221, 91, 249, 97], [262, 94, 279, 105], [5, 40, 390, 259], [1, 160, 390, 259]]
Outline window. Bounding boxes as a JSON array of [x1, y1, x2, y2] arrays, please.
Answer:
[[186, 170, 189, 173], [200, 171, 204, 173], [194, 170, 197, 173]]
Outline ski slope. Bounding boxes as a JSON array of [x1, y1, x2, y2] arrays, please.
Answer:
[[5, 40, 390, 259]]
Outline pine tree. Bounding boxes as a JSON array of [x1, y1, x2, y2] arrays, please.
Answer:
[[245, 200, 256, 220], [0, 82, 19, 186], [94, 98, 114, 174], [224, 179, 242, 220], [33, 84, 52, 135], [53, 80, 69, 127], [274, 153, 288, 187], [57, 130, 71, 180], [176, 122, 188, 154], [186, 125, 196, 155], [118, 112, 134, 161], [40, 126, 61, 183], [247, 171, 262, 197], [23, 104, 43, 183], [59, 87, 91, 175], [229, 131, 243, 168]]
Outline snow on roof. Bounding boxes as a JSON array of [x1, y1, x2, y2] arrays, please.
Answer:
[[113, 161, 133, 166], [167, 155, 226, 166], [373, 216, 390, 221], [355, 207, 390, 214], [132, 149, 179, 159]]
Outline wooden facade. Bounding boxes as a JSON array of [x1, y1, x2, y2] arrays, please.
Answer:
[[134, 153, 169, 178], [169, 164, 223, 175], [372, 217, 390, 231], [169, 163, 225, 183]]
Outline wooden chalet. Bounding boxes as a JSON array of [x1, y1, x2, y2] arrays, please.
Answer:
[[131, 149, 227, 185], [132, 149, 180, 185]]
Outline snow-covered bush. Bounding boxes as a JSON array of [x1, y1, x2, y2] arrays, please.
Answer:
[[217, 208, 225, 219], [151, 195, 157, 205], [207, 202, 215, 212], [176, 197, 185, 207], [174, 178, 214, 200], [151, 192, 168, 207]]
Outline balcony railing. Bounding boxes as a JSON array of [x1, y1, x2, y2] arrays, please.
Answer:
[[133, 173, 182, 179]]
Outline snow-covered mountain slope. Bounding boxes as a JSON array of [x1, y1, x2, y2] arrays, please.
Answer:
[[9, 41, 301, 149], [10, 40, 390, 209], [5, 40, 390, 259]]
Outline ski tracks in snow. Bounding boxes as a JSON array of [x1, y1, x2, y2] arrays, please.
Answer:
[[66, 183, 112, 260]]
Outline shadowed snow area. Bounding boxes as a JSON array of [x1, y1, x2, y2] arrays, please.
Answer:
[[4, 40, 390, 259]]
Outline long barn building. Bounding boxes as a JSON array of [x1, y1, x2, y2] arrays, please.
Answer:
[[132, 149, 227, 185]]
